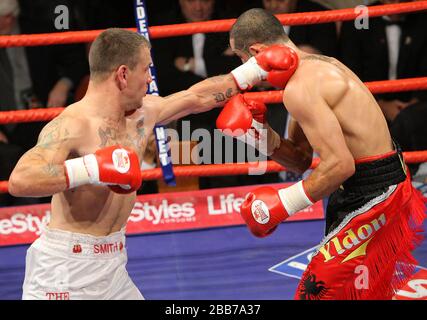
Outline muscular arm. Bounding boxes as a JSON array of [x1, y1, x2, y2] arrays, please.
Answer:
[[143, 74, 239, 126], [269, 117, 313, 174], [8, 116, 78, 197], [284, 77, 355, 202]]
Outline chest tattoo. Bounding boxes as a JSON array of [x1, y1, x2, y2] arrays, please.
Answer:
[[98, 127, 118, 148]]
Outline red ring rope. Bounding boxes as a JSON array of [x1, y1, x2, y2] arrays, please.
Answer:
[[1, 151, 426, 193], [0, 77, 426, 124], [134, 152, 427, 180], [245, 77, 427, 103], [0, 2, 426, 47]]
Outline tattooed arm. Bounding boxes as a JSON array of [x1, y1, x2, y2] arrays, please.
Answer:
[[144, 74, 239, 126], [8, 116, 82, 197], [186, 74, 239, 111]]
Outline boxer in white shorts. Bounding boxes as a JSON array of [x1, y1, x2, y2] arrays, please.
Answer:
[[9, 27, 290, 299], [23, 227, 143, 300]]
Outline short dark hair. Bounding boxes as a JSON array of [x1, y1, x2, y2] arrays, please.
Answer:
[[230, 8, 289, 54], [89, 28, 151, 80]]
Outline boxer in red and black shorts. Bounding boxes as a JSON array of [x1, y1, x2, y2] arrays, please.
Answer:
[[295, 145, 425, 300], [218, 9, 426, 299]]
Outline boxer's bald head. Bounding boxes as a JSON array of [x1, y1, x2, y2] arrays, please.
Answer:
[[230, 8, 289, 56]]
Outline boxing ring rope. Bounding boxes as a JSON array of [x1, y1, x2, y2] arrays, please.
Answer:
[[247, 77, 427, 103], [1, 1, 427, 194], [0, 77, 427, 124], [0, 1, 427, 47], [114, 152, 427, 180], [1, 151, 427, 194], [0, 108, 63, 125]]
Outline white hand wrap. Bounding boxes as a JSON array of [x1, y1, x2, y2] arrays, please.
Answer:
[[278, 181, 314, 216], [64, 154, 99, 189], [231, 57, 268, 90]]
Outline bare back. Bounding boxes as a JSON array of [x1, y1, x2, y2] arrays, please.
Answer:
[[41, 101, 151, 236], [285, 54, 393, 160]]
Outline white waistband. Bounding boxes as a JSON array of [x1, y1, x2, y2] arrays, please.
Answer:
[[34, 227, 127, 259]]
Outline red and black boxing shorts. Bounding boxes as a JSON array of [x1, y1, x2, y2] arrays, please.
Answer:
[[295, 146, 426, 300]]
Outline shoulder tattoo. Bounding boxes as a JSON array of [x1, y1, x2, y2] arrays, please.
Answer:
[[36, 117, 68, 149]]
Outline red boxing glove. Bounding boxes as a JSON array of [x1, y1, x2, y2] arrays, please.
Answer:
[[255, 45, 299, 89], [216, 94, 275, 156], [216, 94, 266, 136], [64, 145, 142, 194], [240, 182, 314, 237], [240, 186, 290, 238]]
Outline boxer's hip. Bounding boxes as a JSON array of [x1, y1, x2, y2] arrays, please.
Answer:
[[325, 146, 407, 235], [22, 227, 143, 300]]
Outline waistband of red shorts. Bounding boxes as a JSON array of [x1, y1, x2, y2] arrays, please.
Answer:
[[343, 146, 406, 193], [354, 150, 397, 164]]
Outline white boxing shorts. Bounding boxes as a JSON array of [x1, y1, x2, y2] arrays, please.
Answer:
[[22, 227, 144, 300]]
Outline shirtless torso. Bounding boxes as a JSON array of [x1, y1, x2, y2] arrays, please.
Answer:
[[228, 36, 394, 202], [278, 51, 394, 200], [9, 76, 239, 237], [47, 104, 150, 235], [9, 101, 150, 235], [287, 53, 392, 159]]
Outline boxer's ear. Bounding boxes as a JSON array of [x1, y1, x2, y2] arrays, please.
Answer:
[[248, 43, 269, 57], [116, 65, 128, 90]]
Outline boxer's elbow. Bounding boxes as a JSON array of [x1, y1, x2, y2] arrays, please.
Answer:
[[8, 170, 27, 197], [331, 156, 355, 182], [8, 164, 40, 197], [318, 154, 355, 190]]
